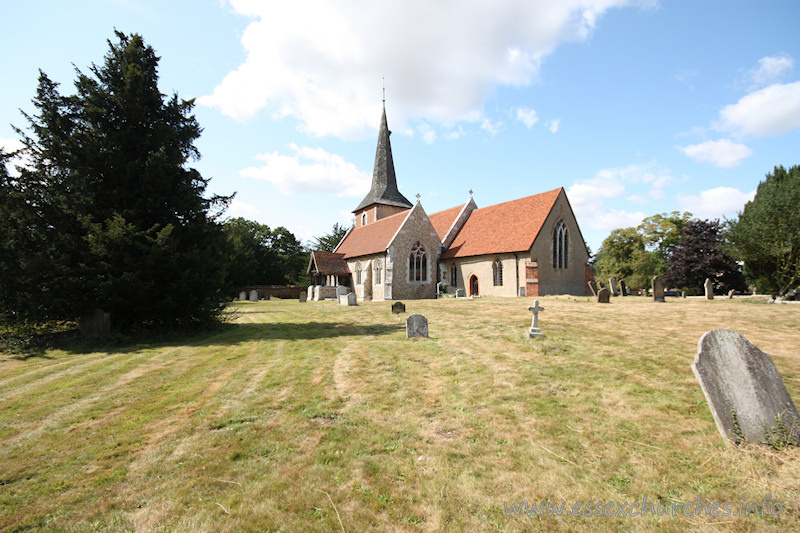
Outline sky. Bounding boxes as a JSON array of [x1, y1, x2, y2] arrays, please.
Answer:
[[2, 0, 799, 253]]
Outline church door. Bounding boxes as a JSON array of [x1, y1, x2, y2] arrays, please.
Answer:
[[469, 275, 479, 296]]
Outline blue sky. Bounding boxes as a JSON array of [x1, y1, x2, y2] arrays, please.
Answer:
[[2, 0, 799, 253]]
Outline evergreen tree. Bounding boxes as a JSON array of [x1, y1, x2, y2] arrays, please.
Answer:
[[223, 218, 307, 287], [1, 32, 230, 327], [311, 222, 348, 252], [666, 219, 746, 295], [729, 165, 800, 297]]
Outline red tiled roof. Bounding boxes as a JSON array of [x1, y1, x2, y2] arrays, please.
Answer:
[[310, 250, 350, 274], [442, 188, 563, 259], [335, 210, 410, 259], [428, 203, 465, 242]]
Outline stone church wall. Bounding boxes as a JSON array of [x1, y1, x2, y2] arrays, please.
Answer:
[[387, 204, 439, 300]]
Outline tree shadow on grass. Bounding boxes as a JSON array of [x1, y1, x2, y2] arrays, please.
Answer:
[[4, 321, 405, 357]]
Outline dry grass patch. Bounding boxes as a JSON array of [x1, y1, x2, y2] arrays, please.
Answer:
[[1, 296, 799, 531]]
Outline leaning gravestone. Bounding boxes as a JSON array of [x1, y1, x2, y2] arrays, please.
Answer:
[[587, 280, 598, 297], [238, 290, 247, 301], [608, 278, 619, 296], [249, 289, 259, 302], [406, 314, 429, 338], [619, 280, 627, 297], [80, 308, 110, 339], [728, 289, 735, 299], [693, 329, 800, 446], [597, 287, 611, 303], [704, 278, 714, 300], [652, 275, 665, 303], [391, 301, 406, 314]]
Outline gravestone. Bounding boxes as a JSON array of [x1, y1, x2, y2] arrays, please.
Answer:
[[264, 291, 270, 300], [525, 300, 545, 338], [406, 314, 429, 338], [238, 290, 247, 301], [299, 292, 307, 303], [692, 329, 800, 446], [80, 308, 110, 339], [619, 280, 627, 297], [391, 301, 406, 314], [682, 291, 686, 298], [587, 280, 598, 297], [339, 292, 357, 306], [249, 290, 259, 302], [597, 287, 610, 303], [455, 288, 465, 298], [728, 289, 735, 299], [608, 278, 619, 296], [336, 285, 348, 299], [704, 278, 714, 300], [652, 275, 665, 303]]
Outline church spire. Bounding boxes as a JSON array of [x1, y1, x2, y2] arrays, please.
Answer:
[[354, 105, 413, 212]]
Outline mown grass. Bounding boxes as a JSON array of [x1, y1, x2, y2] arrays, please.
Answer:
[[1, 296, 799, 531]]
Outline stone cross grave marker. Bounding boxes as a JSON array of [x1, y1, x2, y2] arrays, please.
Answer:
[[406, 314, 429, 338], [704, 278, 714, 300], [392, 301, 406, 314], [652, 275, 665, 303], [692, 329, 800, 446], [597, 287, 610, 303], [526, 300, 545, 338]]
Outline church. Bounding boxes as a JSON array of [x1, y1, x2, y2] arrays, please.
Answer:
[[307, 106, 592, 300]]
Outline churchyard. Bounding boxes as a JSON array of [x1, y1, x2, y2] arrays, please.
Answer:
[[1, 296, 798, 531]]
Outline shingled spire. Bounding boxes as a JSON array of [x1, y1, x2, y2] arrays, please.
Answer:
[[354, 106, 413, 212]]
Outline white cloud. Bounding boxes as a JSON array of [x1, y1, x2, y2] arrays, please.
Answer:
[[201, 0, 647, 138], [481, 118, 503, 136], [225, 199, 260, 219], [679, 139, 753, 168], [514, 106, 539, 128], [417, 123, 438, 144], [746, 54, 794, 89], [240, 144, 370, 197], [715, 81, 800, 137], [677, 187, 756, 220], [546, 118, 561, 133]]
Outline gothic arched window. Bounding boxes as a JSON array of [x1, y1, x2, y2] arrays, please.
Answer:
[[374, 259, 382, 284], [492, 259, 504, 286], [553, 220, 569, 269], [409, 241, 427, 282]]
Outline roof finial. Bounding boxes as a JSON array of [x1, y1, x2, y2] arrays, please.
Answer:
[[415, 193, 421, 202], [382, 77, 386, 107], [469, 188, 473, 198]]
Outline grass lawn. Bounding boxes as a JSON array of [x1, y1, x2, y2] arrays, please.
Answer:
[[1, 296, 799, 531]]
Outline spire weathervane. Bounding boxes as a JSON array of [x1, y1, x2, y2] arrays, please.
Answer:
[[382, 78, 386, 106]]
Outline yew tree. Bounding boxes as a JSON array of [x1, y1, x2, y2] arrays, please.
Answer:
[[1, 32, 230, 327]]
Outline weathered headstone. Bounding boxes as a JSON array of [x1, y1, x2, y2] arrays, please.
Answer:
[[692, 329, 800, 446], [619, 280, 627, 297], [339, 292, 357, 306], [406, 314, 429, 338], [597, 287, 611, 303], [525, 300, 545, 338], [238, 290, 247, 301], [249, 289, 259, 302], [608, 278, 619, 296], [264, 291, 270, 300], [728, 289, 735, 299], [299, 292, 307, 303], [391, 301, 406, 314], [705, 279, 716, 299], [335, 285, 348, 299], [704, 278, 714, 300], [455, 288, 465, 298], [80, 308, 110, 339], [587, 280, 598, 297], [652, 275, 665, 303], [682, 291, 687, 298]]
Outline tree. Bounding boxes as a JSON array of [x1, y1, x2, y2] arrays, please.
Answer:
[[729, 165, 800, 297], [666, 219, 746, 295], [311, 222, 348, 252], [1, 32, 230, 328], [592, 227, 658, 290], [637, 211, 693, 270], [222, 218, 308, 287]]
